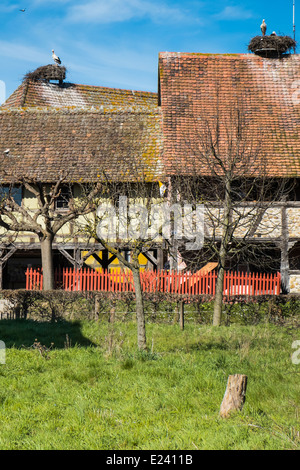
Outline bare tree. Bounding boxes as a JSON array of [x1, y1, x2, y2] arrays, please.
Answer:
[[0, 176, 100, 289], [78, 178, 166, 351]]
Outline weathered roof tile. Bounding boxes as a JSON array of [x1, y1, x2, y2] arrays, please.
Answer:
[[2, 80, 158, 109], [159, 52, 300, 177], [0, 106, 163, 183]]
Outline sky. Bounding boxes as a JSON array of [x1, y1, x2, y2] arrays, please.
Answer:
[[0, 0, 298, 102]]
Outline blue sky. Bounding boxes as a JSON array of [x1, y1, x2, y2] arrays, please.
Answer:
[[0, 0, 298, 102]]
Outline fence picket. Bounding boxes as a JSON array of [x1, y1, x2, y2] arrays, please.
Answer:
[[25, 267, 281, 298]]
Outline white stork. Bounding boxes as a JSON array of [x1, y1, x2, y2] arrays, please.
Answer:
[[260, 19, 267, 36], [52, 49, 61, 65]]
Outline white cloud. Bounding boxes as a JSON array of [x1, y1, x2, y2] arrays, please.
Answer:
[[0, 4, 21, 13], [215, 6, 254, 21], [67, 0, 187, 24], [63, 37, 158, 89], [0, 41, 48, 64], [31, 0, 72, 4]]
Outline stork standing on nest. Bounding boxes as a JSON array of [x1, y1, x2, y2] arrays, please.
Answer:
[[52, 49, 61, 65], [260, 19, 267, 36]]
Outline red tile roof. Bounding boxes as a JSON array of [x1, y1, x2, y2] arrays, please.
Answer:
[[0, 106, 163, 183], [2, 54, 299, 182], [159, 52, 300, 177]]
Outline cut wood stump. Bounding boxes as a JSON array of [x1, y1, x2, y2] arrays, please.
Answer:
[[220, 374, 248, 418]]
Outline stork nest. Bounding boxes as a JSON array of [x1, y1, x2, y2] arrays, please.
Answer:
[[23, 64, 67, 83], [248, 35, 296, 55]]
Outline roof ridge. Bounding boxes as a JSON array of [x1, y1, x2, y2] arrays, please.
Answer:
[[24, 79, 157, 96], [0, 105, 162, 115], [20, 80, 30, 107], [3, 79, 158, 109], [159, 51, 300, 60], [73, 83, 157, 95], [1, 82, 25, 107]]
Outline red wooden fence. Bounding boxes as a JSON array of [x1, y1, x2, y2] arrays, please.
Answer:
[[25, 267, 281, 297]]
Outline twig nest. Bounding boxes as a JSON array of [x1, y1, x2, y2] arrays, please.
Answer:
[[248, 35, 296, 57], [23, 65, 67, 83]]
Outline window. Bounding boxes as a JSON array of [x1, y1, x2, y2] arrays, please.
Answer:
[[124, 250, 131, 263], [55, 185, 72, 210], [0, 186, 22, 206]]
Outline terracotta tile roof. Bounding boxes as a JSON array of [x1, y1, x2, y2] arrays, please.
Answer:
[[159, 52, 300, 177], [2, 80, 158, 109], [0, 106, 163, 183]]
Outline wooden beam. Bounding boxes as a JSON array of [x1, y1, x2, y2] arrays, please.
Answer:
[[1, 246, 17, 263], [58, 247, 79, 268], [92, 252, 117, 269], [156, 248, 164, 270], [142, 250, 158, 266], [81, 248, 98, 265], [0, 242, 105, 251], [0, 246, 17, 289]]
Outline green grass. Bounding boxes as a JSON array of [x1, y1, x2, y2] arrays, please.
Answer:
[[0, 318, 299, 450]]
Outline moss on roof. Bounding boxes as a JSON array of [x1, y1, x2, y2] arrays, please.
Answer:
[[0, 106, 163, 183], [159, 52, 300, 178]]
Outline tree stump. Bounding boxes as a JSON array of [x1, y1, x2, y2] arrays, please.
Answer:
[[220, 374, 248, 418]]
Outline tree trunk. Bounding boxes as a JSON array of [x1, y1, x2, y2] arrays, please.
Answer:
[[132, 267, 147, 351], [40, 235, 55, 290], [220, 374, 248, 418], [213, 262, 225, 326]]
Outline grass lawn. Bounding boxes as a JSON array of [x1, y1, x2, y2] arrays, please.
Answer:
[[0, 318, 299, 450]]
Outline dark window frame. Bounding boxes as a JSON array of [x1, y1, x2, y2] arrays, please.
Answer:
[[55, 185, 73, 210], [0, 186, 22, 207]]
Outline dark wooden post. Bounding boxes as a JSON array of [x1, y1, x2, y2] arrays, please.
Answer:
[[94, 293, 101, 321], [179, 301, 184, 330], [156, 248, 164, 270], [109, 302, 116, 323], [220, 374, 248, 418]]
